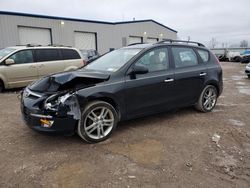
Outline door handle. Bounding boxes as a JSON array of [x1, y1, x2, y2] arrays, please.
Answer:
[[199, 72, 207, 76], [164, 78, 174, 83]]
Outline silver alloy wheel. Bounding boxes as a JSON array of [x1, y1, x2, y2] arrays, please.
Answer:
[[84, 106, 114, 140], [202, 87, 217, 111]]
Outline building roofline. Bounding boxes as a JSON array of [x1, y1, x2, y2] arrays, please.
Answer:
[[0, 11, 177, 33], [115, 20, 177, 33]]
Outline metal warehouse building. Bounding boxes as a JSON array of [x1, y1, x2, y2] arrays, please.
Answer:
[[0, 11, 177, 54]]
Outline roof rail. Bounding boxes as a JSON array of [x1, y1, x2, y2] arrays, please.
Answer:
[[156, 39, 205, 47], [26, 43, 42, 47], [48, 44, 72, 47], [128, 42, 145, 46]]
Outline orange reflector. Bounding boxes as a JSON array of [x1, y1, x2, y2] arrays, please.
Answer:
[[40, 119, 53, 128]]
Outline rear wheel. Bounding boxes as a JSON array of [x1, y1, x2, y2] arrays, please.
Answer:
[[77, 101, 118, 143], [0, 81, 4, 93], [195, 85, 218, 112]]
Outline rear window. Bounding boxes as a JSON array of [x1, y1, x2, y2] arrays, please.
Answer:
[[35, 49, 61, 62], [61, 49, 81, 60], [197, 49, 209, 62]]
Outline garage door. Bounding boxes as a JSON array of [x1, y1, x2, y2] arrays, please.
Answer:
[[128, 36, 142, 45], [18, 27, 51, 45], [147, 38, 158, 43], [74, 32, 96, 50]]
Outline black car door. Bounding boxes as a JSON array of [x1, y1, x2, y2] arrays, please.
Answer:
[[124, 47, 175, 118], [171, 47, 207, 106]]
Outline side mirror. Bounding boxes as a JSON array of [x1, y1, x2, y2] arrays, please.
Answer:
[[132, 65, 149, 74], [5, 59, 15, 65]]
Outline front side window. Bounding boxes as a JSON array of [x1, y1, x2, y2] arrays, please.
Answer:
[[8, 50, 34, 64], [172, 47, 198, 68], [85, 48, 141, 72], [135, 47, 169, 72], [35, 49, 61, 62], [197, 49, 209, 62]]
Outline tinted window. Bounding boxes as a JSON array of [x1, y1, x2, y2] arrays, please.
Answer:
[[35, 49, 61, 62], [172, 47, 198, 68], [197, 49, 209, 62], [61, 49, 81, 60], [135, 47, 169, 72], [9, 50, 33, 64]]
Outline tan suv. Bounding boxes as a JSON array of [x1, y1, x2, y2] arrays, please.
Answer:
[[0, 45, 84, 91]]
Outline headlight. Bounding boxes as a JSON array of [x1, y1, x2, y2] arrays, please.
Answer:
[[44, 92, 73, 111], [43, 92, 81, 120]]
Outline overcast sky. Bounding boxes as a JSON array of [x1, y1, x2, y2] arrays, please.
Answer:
[[1, 0, 249, 47]]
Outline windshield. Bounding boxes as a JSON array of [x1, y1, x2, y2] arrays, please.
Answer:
[[84, 48, 141, 72], [0, 48, 16, 60]]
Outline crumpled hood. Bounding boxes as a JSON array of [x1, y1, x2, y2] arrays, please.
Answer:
[[29, 69, 110, 93]]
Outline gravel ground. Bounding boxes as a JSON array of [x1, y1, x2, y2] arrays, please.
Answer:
[[0, 62, 250, 188]]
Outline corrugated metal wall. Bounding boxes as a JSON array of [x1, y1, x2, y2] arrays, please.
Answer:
[[0, 14, 177, 54]]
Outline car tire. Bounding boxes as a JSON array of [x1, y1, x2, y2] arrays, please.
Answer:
[[235, 56, 241, 62], [0, 81, 4, 93], [248, 75, 250, 79], [195, 85, 218, 112], [77, 100, 118, 143]]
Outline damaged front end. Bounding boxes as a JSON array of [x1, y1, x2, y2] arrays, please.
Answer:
[[21, 70, 109, 135], [21, 89, 82, 135]]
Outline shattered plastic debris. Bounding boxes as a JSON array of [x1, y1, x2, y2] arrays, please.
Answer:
[[212, 133, 221, 147]]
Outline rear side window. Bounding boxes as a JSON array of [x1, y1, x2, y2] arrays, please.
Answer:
[[197, 49, 209, 62], [8, 50, 33, 64], [61, 49, 81, 60], [172, 47, 198, 68], [35, 49, 61, 62]]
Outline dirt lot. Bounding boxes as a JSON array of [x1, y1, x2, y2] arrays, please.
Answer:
[[0, 62, 250, 188]]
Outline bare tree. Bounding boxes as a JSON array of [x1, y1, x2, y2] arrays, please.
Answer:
[[209, 38, 218, 48], [240, 40, 248, 47]]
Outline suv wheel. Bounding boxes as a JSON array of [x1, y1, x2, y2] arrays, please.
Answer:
[[195, 85, 218, 112], [77, 101, 118, 143], [0, 81, 4, 92]]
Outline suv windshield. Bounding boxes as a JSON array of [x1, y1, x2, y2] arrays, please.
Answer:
[[84, 48, 141, 72], [0, 48, 16, 60]]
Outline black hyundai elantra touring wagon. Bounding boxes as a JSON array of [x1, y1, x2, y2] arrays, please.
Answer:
[[21, 40, 223, 143]]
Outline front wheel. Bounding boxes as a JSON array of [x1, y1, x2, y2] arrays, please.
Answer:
[[195, 85, 218, 112], [77, 101, 118, 143]]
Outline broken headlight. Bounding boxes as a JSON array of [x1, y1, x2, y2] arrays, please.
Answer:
[[43, 92, 81, 120], [44, 92, 72, 112]]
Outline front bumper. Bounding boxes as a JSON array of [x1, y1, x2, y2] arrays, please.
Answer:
[[21, 90, 78, 135]]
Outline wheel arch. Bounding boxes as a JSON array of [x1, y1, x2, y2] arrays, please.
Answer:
[[204, 80, 220, 94], [86, 95, 122, 120]]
